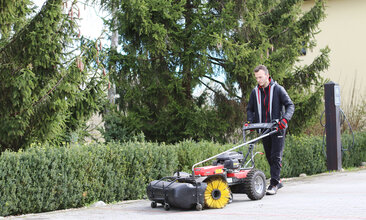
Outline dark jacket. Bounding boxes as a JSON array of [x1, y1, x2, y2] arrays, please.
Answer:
[[247, 78, 295, 123]]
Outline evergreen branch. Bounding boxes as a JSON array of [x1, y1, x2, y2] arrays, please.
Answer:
[[297, 0, 326, 36], [269, 27, 289, 41], [12, 72, 68, 117], [262, 0, 302, 26], [287, 46, 330, 88], [33, 74, 66, 107], [0, 0, 63, 56], [136, 56, 160, 62], [10, 66, 23, 76]]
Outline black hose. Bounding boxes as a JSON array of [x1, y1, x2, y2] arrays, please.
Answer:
[[339, 108, 355, 152], [320, 108, 355, 157], [320, 110, 326, 157]]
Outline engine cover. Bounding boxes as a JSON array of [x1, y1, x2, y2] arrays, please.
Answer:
[[213, 151, 244, 169]]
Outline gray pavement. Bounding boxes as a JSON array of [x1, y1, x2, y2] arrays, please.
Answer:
[[5, 168, 366, 220]]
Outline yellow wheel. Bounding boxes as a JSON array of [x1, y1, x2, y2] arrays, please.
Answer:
[[204, 177, 231, 209]]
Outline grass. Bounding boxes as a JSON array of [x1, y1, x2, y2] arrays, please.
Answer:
[[341, 99, 366, 133], [340, 74, 366, 132]]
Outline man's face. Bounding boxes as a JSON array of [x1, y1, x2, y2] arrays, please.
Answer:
[[254, 69, 269, 88]]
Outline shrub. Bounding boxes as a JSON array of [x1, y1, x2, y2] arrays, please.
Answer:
[[0, 142, 177, 216], [281, 135, 327, 177], [342, 132, 366, 167]]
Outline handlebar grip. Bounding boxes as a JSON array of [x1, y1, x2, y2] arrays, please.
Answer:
[[243, 122, 276, 131]]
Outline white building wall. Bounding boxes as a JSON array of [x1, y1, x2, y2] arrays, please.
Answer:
[[301, 0, 366, 108]]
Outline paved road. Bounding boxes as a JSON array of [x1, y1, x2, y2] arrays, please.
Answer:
[[6, 169, 366, 220]]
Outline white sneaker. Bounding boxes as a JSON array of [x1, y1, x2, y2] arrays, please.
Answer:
[[266, 185, 278, 195]]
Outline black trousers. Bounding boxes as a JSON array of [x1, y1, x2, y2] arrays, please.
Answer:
[[262, 129, 286, 186]]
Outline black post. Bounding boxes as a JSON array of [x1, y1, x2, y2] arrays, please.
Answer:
[[324, 82, 342, 171]]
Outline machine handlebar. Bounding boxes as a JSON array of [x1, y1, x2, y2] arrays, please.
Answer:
[[242, 120, 279, 142], [243, 121, 278, 131]]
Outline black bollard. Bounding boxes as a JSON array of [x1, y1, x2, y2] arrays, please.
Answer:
[[324, 82, 342, 171]]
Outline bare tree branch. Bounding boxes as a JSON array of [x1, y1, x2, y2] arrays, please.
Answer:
[[201, 75, 242, 100]]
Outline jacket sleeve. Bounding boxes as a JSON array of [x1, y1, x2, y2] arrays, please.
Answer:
[[246, 89, 256, 123], [279, 85, 295, 121]]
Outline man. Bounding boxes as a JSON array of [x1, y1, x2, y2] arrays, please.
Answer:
[[246, 65, 295, 195]]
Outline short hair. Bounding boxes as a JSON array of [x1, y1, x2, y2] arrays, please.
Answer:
[[254, 65, 269, 75]]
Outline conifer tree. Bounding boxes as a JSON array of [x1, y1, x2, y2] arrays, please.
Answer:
[[96, 0, 234, 143], [96, 0, 329, 143], [0, 0, 106, 151], [216, 0, 330, 134]]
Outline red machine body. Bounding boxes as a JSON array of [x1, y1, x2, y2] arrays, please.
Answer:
[[194, 165, 224, 176], [194, 165, 250, 179], [227, 169, 250, 179]]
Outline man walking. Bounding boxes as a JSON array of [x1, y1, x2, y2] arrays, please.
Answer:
[[246, 65, 295, 195]]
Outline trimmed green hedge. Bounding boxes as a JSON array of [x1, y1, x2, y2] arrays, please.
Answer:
[[1, 132, 366, 216], [281, 135, 327, 177], [0, 142, 178, 216]]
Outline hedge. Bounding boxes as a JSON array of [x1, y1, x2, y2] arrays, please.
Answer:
[[0, 142, 178, 216], [1, 132, 365, 216]]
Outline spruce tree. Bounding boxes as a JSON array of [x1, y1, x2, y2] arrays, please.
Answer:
[[96, 0, 329, 143], [217, 0, 330, 134], [0, 0, 106, 151]]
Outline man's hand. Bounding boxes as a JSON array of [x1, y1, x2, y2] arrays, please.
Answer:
[[244, 121, 254, 132], [278, 118, 288, 130]]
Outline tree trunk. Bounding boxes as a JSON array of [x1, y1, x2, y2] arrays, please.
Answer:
[[182, 0, 193, 100], [108, 7, 118, 104]]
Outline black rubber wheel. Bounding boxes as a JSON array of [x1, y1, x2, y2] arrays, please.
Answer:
[[244, 169, 266, 200], [164, 203, 170, 211], [228, 191, 233, 204], [196, 203, 203, 211], [151, 201, 157, 208]]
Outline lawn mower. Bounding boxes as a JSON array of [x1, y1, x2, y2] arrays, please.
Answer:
[[146, 121, 279, 211]]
